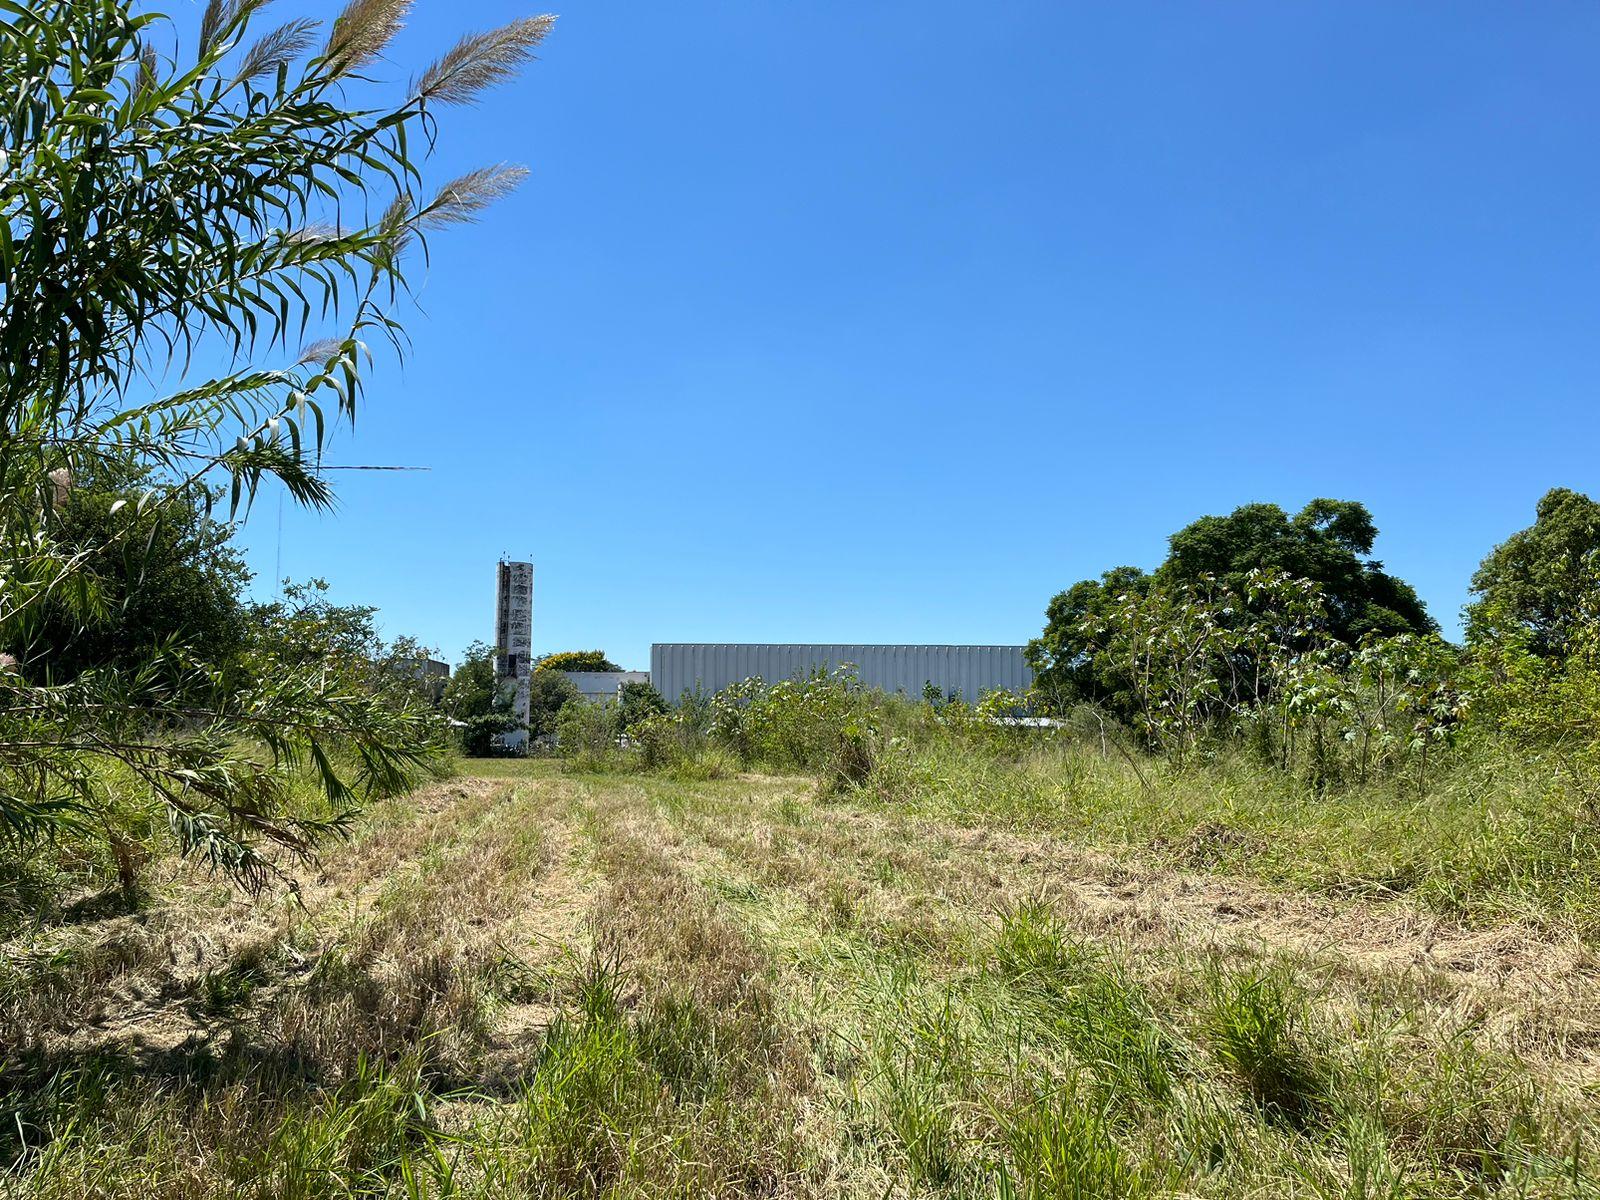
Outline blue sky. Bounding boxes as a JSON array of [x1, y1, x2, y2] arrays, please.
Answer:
[[230, 1, 1600, 669]]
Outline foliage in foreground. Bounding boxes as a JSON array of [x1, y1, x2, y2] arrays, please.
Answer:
[[0, 0, 550, 886]]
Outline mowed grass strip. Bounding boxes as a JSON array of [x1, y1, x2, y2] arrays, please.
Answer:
[[558, 765, 1600, 1197], [4, 777, 573, 1197], [4, 762, 1599, 1197]]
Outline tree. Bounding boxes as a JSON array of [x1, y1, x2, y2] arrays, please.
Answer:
[[529, 670, 582, 738], [1468, 488, 1600, 657], [536, 650, 622, 673], [443, 640, 515, 756], [617, 679, 668, 733], [24, 459, 250, 683], [444, 642, 582, 753], [444, 642, 499, 724], [0, 0, 552, 886], [1162, 500, 1432, 644], [1030, 500, 1433, 712], [1026, 566, 1150, 710]]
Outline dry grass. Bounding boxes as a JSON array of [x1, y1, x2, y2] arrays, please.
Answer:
[[1, 761, 1597, 1196]]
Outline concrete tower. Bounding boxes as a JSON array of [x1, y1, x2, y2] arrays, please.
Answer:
[[493, 560, 534, 751]]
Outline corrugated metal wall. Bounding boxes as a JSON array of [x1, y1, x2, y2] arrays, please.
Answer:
[[649, 644, 1032, 703]]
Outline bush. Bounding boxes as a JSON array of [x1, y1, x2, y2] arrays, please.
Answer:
[[530, 671, 582, 739], [630, 712, 735, 780], [459, 712, 518, 758], [618, 681, 669, 733], [556, 702, 620, 771]]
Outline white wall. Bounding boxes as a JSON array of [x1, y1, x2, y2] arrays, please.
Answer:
[[559, 670, 651, 706]]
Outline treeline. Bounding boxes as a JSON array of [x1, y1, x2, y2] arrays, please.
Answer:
[[1023, 489, 1600, 794], [443, 646, 630, 755], [547, 489, 1600, 814]]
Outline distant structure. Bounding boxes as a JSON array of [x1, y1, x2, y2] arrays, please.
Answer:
[[560, 669, 651, 706], [494, 560, 534, 750], [650, 644, 1032, 704], [398, 657, 451, 706]]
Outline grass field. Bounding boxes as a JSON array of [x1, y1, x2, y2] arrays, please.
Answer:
[[4, 759, 1599, 1197]]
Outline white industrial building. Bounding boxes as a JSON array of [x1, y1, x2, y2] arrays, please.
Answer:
[[649, 643, 1032, 704], [476, 561, 1034, 725], [559, 670, 651, 705]]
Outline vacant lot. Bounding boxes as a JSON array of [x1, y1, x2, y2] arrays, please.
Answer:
[[4, 761, 1598, 1197]]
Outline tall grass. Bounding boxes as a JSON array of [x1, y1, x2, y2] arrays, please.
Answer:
[[577, 669, 1600, 933], [862, 717, 1600, 934]]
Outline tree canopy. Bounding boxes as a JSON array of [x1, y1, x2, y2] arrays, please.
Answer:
[[529, 670, 582, 737], [1162, 500, 1432, 643], [444, 641, 517, 756], [24, 461, 250, 683], [537, 650, 622, 673], [1468, 488, 1600, 656], [1029, 499, 1434, 710]]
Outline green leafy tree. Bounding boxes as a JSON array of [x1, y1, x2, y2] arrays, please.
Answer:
[[1468, 488, 1600, 657], [0, 0, 551, 885], [617, 679, 668, 733], [444, 640, 516, 756], [1466, 587, 1600, 805], [1026, 566, 1150, 710], [536, 650, 622, 673], [1031, 500, 1433, 711], [24, 459, 250, 682], [1162, 500, 1432, 643], [444, 641, 499, 723], [246, 580, 379, 669], [529, 670, 582, 738], [445, 641, 583, 753]]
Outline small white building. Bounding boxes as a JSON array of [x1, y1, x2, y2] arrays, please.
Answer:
[[559, 670, 652, 706]]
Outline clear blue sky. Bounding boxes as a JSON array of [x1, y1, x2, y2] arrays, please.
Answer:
[[232, 1, 1600, 669]]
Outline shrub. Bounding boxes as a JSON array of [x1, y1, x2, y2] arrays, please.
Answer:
[[631, 712, 735, 780], [537, 650, 621, 673], [556, 701, 620, 771], [460, 712, 519, 758], [529, 671, 582, 739], [618, 680, 669, 733]]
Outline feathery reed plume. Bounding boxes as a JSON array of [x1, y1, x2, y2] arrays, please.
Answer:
[[416, 15, 555, 106], [285, 222, 340, 246], [135, 43, 158, 101], [297, 337, 345, 366], [419, 165, 528, 229], [199, 0, 264, 59], [198, 0, 232, 57], [376, 192, 415, 264], [324, 0, 412, 74], [238, 18, 320, 81]]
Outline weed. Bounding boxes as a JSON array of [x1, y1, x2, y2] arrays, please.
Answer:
[[1201, 961, 1330, 1126], [994, 1084, 1149, 1199]]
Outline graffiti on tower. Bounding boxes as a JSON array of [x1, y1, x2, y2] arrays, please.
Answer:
[[494, 560, 534, 750]]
